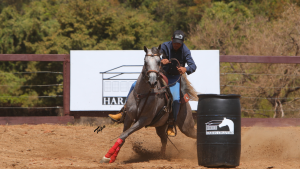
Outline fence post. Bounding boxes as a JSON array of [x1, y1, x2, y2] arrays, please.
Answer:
[[63, 54, 70, 116]]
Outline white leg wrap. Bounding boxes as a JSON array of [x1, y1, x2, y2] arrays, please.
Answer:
[[99, 156, 111, 164]]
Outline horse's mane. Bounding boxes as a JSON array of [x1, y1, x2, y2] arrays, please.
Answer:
[[151, 47, 160, 55], [181, 74, 199, 101]]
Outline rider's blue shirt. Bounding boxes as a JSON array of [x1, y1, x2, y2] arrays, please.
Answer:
[[160, 41, 197, 75]]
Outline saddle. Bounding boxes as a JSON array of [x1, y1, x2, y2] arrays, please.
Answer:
[[146, 73, 191, 127]]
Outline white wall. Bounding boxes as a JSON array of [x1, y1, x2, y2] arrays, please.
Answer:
[[70, 50, 219, 111]]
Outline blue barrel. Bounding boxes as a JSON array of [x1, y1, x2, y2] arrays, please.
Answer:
[[197, 94, 241, 167]]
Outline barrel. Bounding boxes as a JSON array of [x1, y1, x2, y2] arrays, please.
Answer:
[[197, 94, 241, 167]]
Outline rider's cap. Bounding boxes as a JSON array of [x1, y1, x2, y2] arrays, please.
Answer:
[[172, 30, 185, 44]]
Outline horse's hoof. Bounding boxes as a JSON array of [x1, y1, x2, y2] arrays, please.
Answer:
[[100, 156, 110, 164]]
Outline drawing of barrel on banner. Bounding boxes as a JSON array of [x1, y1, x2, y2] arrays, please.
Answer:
[[100, 65, 142, 105]]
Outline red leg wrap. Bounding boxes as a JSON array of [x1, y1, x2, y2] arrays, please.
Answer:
[[105, 138, 123, 158], [109, 147, 120, 163]]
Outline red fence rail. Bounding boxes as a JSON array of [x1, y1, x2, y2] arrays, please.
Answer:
[[220, 55, 300, 63], [1, 54, 300, 125]]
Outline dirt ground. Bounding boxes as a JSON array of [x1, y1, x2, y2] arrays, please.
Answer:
[[0, 120, 300, 169]]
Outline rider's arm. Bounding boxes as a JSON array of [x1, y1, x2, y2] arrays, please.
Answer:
[[160, 43, 168, 60], [184, 49, 197, 75], [160, 43, 170, 65]]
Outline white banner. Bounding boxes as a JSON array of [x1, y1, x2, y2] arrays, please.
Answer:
[[70, 50, 220, 111]]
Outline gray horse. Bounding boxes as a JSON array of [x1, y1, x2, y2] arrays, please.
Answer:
[[100, 45, 197, 163]]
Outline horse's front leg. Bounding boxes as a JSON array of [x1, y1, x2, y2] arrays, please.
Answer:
[[100, 117, 148, 164], [155, 124, 168, 157]]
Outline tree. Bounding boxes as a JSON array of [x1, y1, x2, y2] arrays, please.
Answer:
[[189, 4, 300, 118]]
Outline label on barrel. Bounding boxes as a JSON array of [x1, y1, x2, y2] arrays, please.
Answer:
[[205, 117, 234, 135]]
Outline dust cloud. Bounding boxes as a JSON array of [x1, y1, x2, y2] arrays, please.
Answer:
[[241, 127, 300, 161]]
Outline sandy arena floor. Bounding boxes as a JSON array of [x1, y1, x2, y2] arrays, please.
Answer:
[[0, 122, 300, 169]]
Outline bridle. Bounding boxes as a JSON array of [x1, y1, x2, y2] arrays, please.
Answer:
[[144, 53, 161, 81]]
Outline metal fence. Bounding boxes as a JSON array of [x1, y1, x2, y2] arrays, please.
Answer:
[[0, 54, 70, 117], [220, 66, 300, 118]]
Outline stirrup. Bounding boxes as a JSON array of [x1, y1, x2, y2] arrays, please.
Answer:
[[167, 127, 176, 137], [166, 121, 177, 137]]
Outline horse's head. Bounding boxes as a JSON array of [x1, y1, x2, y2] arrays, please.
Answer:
[[143, 45, 162, 88], [219, 117, 229, 128], [218, 117, 234, 132]]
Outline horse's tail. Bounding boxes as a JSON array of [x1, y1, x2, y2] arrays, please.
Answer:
[[181, 74, 199, 101]]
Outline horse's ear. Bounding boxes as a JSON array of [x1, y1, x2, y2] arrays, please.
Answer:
[[144, 46, 148, 53], [158, 44, 161, 51]]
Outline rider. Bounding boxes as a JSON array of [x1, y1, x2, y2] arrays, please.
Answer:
[[160, 30, 197, 136], [108, 30, 197, 136]]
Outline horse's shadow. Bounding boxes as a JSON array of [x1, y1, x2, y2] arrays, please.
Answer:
[[122, 142, 171, 164]]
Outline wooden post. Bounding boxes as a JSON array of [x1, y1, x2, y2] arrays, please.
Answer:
[[63, 54, 70, 116]]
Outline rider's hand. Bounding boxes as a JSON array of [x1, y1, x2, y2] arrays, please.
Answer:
[[161, 59, 170, 65], [177, 67, 187, 74]]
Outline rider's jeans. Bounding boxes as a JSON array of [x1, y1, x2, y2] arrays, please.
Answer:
[[167, 75, 181, 123], [126, 81, 136, 103]]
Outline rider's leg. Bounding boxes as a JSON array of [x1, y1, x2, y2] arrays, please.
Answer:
[[166, 75, 181, 136], [125, 81, 136, 102], [109, 81, 136, 122]]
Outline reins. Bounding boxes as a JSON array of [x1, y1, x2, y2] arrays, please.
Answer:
[[161, 58, 182, 89]]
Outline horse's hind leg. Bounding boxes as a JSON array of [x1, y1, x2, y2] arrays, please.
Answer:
[[100, 117, 149, 163], [176, 102, 197, 139], [155, 124, 168, 156]]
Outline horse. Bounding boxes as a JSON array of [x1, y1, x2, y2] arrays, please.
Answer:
[[100, 45, 197, 163], [219, 117, 234, 133]]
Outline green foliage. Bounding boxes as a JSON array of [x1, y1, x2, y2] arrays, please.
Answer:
[[203, 1, 253, 29], [0, 1, 60, 54], [0, 68, 42, 108], [189, 2, 253, 52], [31, 0, 165, 52]]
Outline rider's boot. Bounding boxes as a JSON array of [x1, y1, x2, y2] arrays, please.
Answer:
[[167, 125, 176, 137], [108, 113, 122, 122], [108, 104, 126, 123]]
